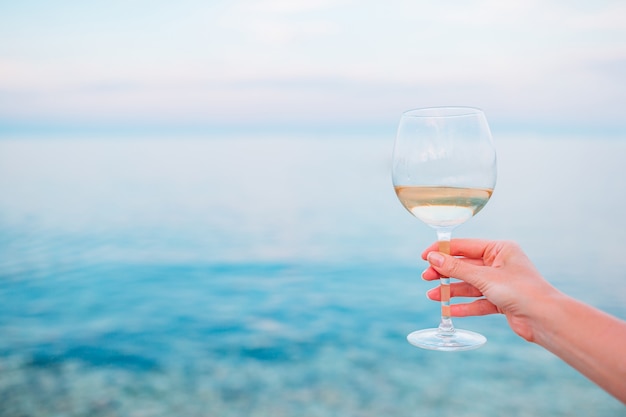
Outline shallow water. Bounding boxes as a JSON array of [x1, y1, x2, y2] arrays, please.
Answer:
[[0, 133, 624, 416]]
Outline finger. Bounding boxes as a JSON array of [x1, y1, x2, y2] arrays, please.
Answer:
[[422, 258, 484, 281], [426, 282, 484, 300], [426, 251, 485, 288], [450, 298, 500, 317], [421, 266, 440, 281], [421, 238, 493, 260]]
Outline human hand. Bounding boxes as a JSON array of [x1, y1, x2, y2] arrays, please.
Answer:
[[421, 239, 562, 342], [422, 239, 626, 403]]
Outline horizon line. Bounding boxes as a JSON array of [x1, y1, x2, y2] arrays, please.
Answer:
[[1, 120, 625, 139]]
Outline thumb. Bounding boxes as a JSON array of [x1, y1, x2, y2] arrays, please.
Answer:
[[426, 251, 484, 287]]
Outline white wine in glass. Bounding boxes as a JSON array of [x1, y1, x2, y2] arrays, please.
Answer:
[[392, 106, 497, 351]]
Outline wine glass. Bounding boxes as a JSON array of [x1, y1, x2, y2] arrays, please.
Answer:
[[391, 106, 497, 351]]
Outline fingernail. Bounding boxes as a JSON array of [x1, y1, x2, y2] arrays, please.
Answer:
[[425, 288, 436, 299], [427, 252, 445, 267]]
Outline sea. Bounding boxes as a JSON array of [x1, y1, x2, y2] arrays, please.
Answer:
[[0, 129, 624, 416]]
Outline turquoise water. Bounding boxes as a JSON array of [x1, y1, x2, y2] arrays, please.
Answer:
[[0, 133, 624, 416]]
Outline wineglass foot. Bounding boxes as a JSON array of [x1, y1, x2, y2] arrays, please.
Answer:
[[407, 328, 486, 352]]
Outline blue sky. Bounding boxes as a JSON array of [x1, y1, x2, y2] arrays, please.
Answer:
[[1, 0, 625, 134]]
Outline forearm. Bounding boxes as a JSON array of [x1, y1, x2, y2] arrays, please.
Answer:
[[532, 293, 626, 404]]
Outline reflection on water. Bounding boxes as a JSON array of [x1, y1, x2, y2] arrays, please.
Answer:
[[0, 133, 624, 416]]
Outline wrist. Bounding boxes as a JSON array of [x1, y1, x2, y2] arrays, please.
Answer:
[[522, 288, 569, 345]]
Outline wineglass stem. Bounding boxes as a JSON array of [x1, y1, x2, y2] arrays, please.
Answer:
[[436, 229, 454, 334]]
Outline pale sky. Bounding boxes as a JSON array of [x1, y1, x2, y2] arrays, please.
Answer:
[[1, 0, 625, 133]]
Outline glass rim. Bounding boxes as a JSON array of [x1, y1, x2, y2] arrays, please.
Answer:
[[402, 106, 484, 118]]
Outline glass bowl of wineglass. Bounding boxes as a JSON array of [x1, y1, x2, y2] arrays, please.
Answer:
[[392, 106, 497, 351]]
